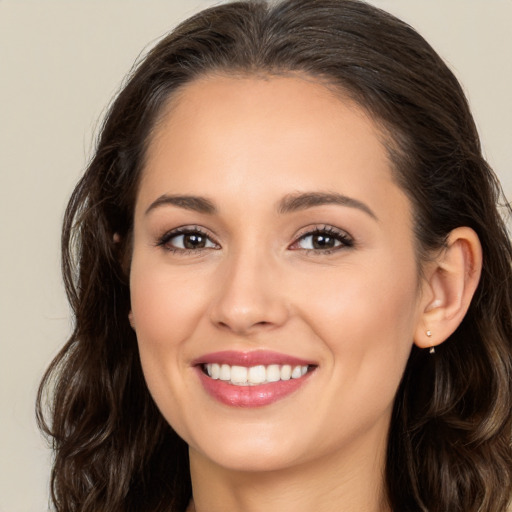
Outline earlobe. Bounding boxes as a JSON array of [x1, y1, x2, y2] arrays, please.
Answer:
[[414, 227, 482, 350]]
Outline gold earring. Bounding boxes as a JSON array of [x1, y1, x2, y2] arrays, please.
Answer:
[[426, 330, 435, 353]]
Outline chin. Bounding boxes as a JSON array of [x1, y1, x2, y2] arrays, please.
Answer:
[[193, 441, 303, 474], [182, 417, 311, 473]]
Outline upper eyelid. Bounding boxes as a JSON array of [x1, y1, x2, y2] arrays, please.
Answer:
[[160, 225, 216, 239], [293, 224, 353, 240], [157, 226, 220, 247]]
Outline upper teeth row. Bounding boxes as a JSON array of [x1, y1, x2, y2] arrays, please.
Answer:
[[204, 363, 309, 386]]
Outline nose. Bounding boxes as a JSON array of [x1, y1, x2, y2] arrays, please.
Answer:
[[209, 249, 290, 335]]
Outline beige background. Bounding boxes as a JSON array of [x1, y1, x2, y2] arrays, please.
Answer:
[[1, 1, 510, 510]]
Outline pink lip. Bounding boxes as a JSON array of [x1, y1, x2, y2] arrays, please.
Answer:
[[192, 351, 316, 408], [192, 350, 314, 367]]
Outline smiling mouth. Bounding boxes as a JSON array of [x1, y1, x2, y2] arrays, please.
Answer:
[[202, 363, 315, 386], [195, 352, 317, 406]]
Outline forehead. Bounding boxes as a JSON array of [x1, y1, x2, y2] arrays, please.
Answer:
[[150, 74, 383, 153], [138, 74, 410, 228]]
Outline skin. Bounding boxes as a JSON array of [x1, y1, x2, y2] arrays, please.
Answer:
[[128, 75, 480, 512]]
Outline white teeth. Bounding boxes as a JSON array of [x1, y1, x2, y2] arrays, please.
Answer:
[[204, 362, 312, 386], [248, 365, 266, 384], [211, 363, 220, 379], [280, 365, 292, 380], [266, 364, 281, 382], [291, 365, 302, 379], [230, 365, 248, 384], [219, 364, 231, 381]]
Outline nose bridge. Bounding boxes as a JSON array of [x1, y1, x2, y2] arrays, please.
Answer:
[[210, 239, 288, 334]]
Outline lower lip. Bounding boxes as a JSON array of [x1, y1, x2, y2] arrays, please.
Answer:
[[196, 368, 313, 407]]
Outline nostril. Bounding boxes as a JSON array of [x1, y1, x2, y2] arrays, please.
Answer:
[[209, 295, 290, 334], [215, 319, 273, 333]]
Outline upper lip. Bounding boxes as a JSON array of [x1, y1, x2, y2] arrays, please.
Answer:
[[192, 350, 316, 367]]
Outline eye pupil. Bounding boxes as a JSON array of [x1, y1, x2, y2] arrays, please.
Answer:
[[312, 234, 335, 249], [184, 233, 206, 249]]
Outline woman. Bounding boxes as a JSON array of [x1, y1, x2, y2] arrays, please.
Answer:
[[37, 0, 512, 511]]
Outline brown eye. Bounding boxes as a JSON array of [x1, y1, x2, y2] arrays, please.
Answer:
[[159, 229, 218, 252], [182, 233, 208, 249], [298, 233, 341, 250], [310, 233, 338, 249], [294, 227, 353, 252]]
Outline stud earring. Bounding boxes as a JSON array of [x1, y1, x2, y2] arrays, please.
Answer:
[[426, 330, 435, 354]]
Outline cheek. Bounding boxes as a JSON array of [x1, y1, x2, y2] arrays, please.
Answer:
[[130, 258, 210, 349], [128, 257, 210, 410], [304, 265, 419, 429], [129, 257, 210, 436], [296, 256, 419, 371]]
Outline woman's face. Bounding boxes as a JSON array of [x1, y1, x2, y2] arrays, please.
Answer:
[[130, 75, 427, 473]]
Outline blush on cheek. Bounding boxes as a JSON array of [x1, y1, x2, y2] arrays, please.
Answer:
[[131, 267, 209, 344]]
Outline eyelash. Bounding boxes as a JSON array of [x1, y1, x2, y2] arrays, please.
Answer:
[[156, 226, 219, 255], [156, 225, 354, 255], [291, 225, 354, 254]]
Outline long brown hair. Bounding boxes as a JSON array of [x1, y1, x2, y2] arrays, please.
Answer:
[[37, 1, 512, 510]]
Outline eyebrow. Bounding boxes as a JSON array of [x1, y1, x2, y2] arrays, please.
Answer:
[[145, 191, 377, 220], [145, 194, 217, 215], [278, 191, 377, 220]]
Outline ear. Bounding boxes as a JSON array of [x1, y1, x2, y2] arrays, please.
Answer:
[[414, 227, 482, 350], [128, 310, 136, 330], [113, 232, 133, 275]]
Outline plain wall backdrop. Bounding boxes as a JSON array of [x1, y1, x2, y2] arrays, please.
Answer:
[[1, 1, 511, 510]]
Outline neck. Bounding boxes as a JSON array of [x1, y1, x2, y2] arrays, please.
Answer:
[[188, 425, 391, 512]]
